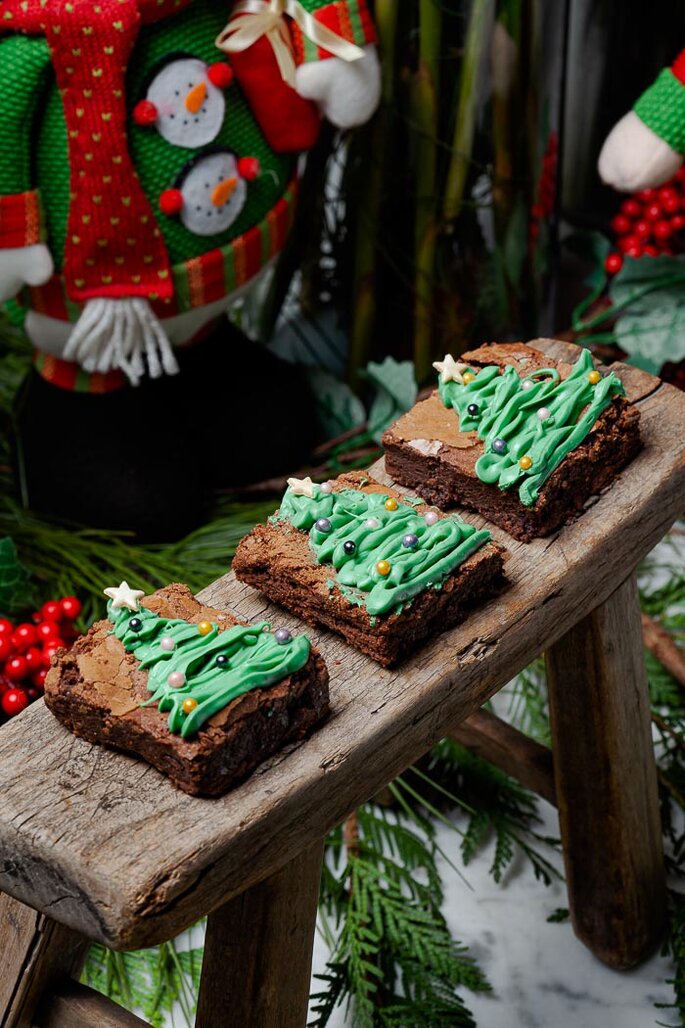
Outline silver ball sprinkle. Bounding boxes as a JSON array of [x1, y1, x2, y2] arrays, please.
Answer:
[[424, 511, 439, 526], [365, 517, 381, 529], [275, 628, 292, 645], [319, 481, 333, 494], [521, 379, 534, 391], [402, 533, 419, 548], [315, 518, 331, 533], [492, 438, 508, 454], [537, 406, 551, 421]]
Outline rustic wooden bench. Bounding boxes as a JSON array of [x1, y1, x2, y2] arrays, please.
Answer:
[[0, 339, 683, 1028]]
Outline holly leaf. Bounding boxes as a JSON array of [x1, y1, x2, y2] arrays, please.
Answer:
[[306, 367, 365, 440], [0, 537, 31, 617], [610, 255, 685, 368], [363, 357, 418, 443]]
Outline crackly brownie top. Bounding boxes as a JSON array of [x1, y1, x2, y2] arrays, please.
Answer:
[[272, 477, 491, 618], [432, 346, 626, 507], [103, 581, 310, 740]]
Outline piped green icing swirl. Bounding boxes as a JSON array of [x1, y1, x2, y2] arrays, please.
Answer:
[[277, 487, 491, 617], [108, 602, 310, 739], [438, 348, 625, 506]]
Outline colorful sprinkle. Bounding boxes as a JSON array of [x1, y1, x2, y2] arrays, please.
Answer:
[[402, 533, 419, 549], [537, 406, 551, 421], [467, 403, 480, 416], [197, 621, 213, 636], [182, 697, 198, 715], [424, 511, 439, 526], [462, 371, 475, 384], [319, 481, 333, 494], [376, 560, 391, 576], [343, 540, 357, 555], [588, 370, 601, 385], [519, 455, 533, 470], [129, 617, 142, 632], [521, 379, 534, 391], [384, 497, 398, 511], [365, 517, 381, 529], [215, 654, 229, 667], [492, 438, 508, 454], [315, 518, 332, 533], [167, 671, 185, 689], [160, 636, 175, 652], [275, 628, 292, 645]]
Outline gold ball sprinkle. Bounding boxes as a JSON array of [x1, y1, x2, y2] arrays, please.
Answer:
[[519, 455, 533, 470], [197, 620, 213, 636], [384, 497, 398, 511], [462, 371, 475, 384], [376, 560, 391, 577], [182, 698, 198, 715], [588, 370, 601, 385]]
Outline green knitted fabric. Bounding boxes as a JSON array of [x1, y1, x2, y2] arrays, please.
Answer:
[[18, 0, 295, 270], [634, 69, 685, 154], [0, 34, 52, 194]]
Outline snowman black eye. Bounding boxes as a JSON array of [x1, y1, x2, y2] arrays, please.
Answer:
[[175, 90, 179, 97]]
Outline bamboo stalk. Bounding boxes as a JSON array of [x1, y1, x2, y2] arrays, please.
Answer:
[[442, 0, 493, 228], [347, 0, 399, 385], [413, 0, 442, 382]]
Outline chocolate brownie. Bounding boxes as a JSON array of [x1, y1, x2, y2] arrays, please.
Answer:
[[382, 342, 642, 542], [44, 583, 329, 797], [233, 471, 505, 667]]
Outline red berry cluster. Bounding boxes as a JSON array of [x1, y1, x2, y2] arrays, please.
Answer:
[[605, 168, 685, 275], [0, 596, 82, 719]]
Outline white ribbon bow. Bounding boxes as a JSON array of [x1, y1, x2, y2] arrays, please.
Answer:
[[216, 0, 365, 88]]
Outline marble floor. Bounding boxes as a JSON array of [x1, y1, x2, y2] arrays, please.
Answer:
[[308, 796, 676, 1028]]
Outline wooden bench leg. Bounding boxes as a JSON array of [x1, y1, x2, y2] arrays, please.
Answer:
[[195, 838, 324, 1028], [545, 572, 666, 969], [0, 891, 89, 1028]]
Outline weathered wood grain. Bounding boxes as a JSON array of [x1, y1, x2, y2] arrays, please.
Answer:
[[38, 981, 149, 1028], [0, 340, 679, 951], [545, 573, 666, 969], [195, 839, 323, 1028], [450, 709, 556, 806], [0, 892, 88, 1028]]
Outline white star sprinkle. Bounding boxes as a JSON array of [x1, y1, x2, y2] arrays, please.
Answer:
[[104, 581, 145, 612], [432, 354, 471, 385], [287, 476, 316, 498]]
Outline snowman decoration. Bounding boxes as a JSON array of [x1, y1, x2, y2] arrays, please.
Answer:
[[599, 48, 685, 191], [0, 0, 380, 389]]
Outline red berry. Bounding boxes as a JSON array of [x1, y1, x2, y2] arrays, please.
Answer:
[[654, 220, 673, 240], [42, 640, 64, 668], [0, 636, 15, 662], [60, 596, 82, 621], [31, 611, 42, 624], [2, 688, 28, 717], [645, 203, 662, 222], [644, 245, 658, 256], [637, 189, 657, 202], [604, 252, 623, 274], [633, 220, 652, 239], [611, 214, 632, 235], [42, 599, 64, 622], [25, 687, 39, 702], [676, 167, 685, 181], [207, 61, 234, 89], [36, 620, 62, 643], [32, 669, 47, 691], [0, 619, 13, 637], [5, 655, 28, 682], [133, 99, 158, 126], [660, 190, 681, 214], [11, 623, 37, 651], [159, 189, 184, 216], [618, 234, 641, 253], [237, 156, 260, 181], [621, 199, 642, 218], [23, 647, 43, 673], [672, 214, 685, 231]]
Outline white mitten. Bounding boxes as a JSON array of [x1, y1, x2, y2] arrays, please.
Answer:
[[295, 45, 380, 129], [0, 244, 54, 303], [598, 111, 683, 192]]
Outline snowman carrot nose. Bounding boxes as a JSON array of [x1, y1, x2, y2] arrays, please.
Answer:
[[185, 82, 207, 114], [211, 177, 238, 208]]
